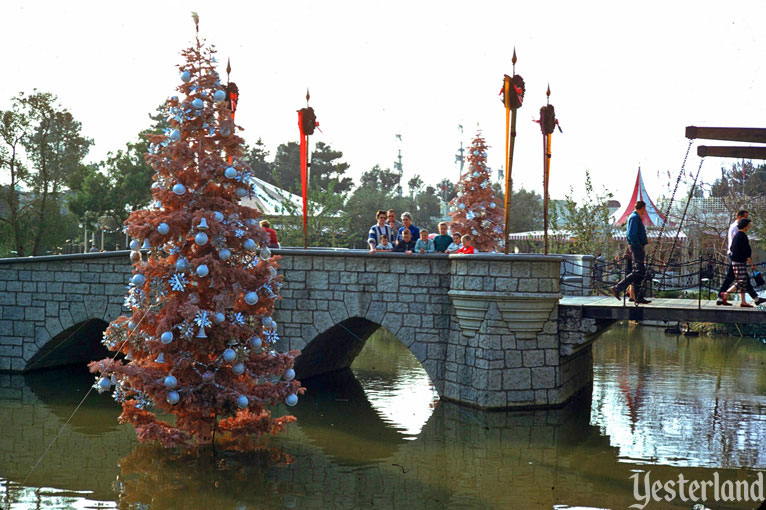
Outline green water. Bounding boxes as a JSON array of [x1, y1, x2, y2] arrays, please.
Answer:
[[1, 324, 765, 509]]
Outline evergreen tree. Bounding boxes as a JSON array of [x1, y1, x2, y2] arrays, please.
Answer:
[[89, 19, 302, 450], [448, 133, 505, 251]]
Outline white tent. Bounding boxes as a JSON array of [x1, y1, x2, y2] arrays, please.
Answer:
[[239, 176, 302, 216]]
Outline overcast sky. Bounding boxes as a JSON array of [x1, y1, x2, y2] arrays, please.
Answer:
[[2, 1, 764, 203]]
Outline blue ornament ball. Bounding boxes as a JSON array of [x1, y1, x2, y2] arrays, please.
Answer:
[[214, 312, 225, 324], [161, 331, 174, 344], [224, 166, 237, 179], [128, 321, 137, 331], [157, 222, 169, 235], [192, 98, 203, 109], [459, 203, 466, 210], [175, 257, 189, 271], [196, 264, 209, 277], [166, 391, 180, 404], [245, 292, 258, 305], [232, 362, 245, 376], [195, 232, 208, 246], [245, 218, 257, 227], [284, 368, 295, 381], [214, 90, 226, 102], [219, 248, 231, 260], [180, 70, 191, 82], [172, 183, 186, 195], [235, 187, 247, 198], [489, 202, 496, 208], [243, 238, 256, 251], [473, 150, 479, 156], [250, 336, 262, 349], [131, 273, 146, 287], [129, 239, 141, 251], [213, 211, 225, 222], [164, 375, 177, 388], [223, 348, 236, 362], [169, 129, 180, 141], [98, 377, 112, 390], [237, 395, 249, 409], [285, 394, 298, 407]]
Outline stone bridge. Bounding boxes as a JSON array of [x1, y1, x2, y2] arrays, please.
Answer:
[[0, 250, 600, 410]]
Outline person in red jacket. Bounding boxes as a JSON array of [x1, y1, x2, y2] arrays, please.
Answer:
[[259, 220, 280, 249], [457, 234, 475, 254]]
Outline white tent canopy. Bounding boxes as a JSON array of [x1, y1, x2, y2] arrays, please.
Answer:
[[239, 176, 303, 216]]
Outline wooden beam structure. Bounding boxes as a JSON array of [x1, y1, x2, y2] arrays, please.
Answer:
[[697, 145, 766, 159], [686, 126, 766, 143]]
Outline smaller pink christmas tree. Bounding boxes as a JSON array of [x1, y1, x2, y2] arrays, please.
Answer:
[[449, 132, 505, 252]]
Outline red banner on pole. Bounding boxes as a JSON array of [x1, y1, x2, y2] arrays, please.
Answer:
[[297, 110, 308, 239]]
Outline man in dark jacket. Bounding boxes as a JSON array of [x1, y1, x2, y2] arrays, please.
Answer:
[[611, 201, 651, 305]]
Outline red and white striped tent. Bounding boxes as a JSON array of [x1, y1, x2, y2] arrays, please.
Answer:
[[612, 168, 671, 227]]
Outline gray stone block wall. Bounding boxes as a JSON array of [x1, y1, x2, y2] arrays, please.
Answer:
[[0, 252, 133, 372], [0, 249, 600, 410]]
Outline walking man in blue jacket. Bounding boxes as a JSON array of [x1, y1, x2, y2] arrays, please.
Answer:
[[612, 201, 652, 305]]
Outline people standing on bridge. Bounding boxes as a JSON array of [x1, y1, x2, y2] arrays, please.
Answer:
[[397, 212, 420, 243], [611, 201, 651, 305], [716, 211, 763, 306], [369, 210, 395, 254], [393, 229, 417, 254], [433, 222, 453, 253], [386, 209, 404, 243], [722, 217, 764, 307], [259, 220, 280, 249]]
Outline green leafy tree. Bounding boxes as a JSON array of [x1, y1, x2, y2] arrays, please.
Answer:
[[407, 174, 424, 198], [359, 164, 401, 191], [551, 170, 613, 255], [271, 141, 352, 195], [344, 165, 403, 248], [272, 181, 347, 247], [709, 161, 766, 248], [437, 178, 457, 204], [0, 107, 29, 256], [243, 138, 272, 185], [1, 91, 92, 255], [68, 104, 166, 249]]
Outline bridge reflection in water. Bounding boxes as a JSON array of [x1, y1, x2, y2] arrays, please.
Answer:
[[1, 325, 765, 509]]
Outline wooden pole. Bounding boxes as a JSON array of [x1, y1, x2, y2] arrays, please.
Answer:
[[697, 146, 766, 159], [543, 133, 551, 255], [503, 76, 511, 254], [686, 126, 766, 143]]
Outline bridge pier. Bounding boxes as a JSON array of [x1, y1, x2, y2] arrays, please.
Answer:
[[274, 250, 595, 410]]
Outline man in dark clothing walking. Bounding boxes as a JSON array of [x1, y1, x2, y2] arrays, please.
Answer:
[[715, 210, 764, 306], [611, 201, 652, 305]]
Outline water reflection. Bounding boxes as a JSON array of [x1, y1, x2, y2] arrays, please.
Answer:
[[591, 323, 766, 469], [1, 324, 765, 509]]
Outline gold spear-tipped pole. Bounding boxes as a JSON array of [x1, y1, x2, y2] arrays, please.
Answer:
[[543, 84, 552, 255], [503, 49, 521, 254]]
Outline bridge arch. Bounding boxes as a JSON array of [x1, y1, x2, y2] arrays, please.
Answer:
[[293, 314, 443, 395], [25, 318, 110, 372]]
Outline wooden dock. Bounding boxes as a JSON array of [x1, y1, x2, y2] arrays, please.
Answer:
[[559, 296, 766, 325]]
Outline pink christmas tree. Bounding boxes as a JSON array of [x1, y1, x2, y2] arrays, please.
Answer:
[[449, 132, 505, 252], [89, 17, 302, 450]]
